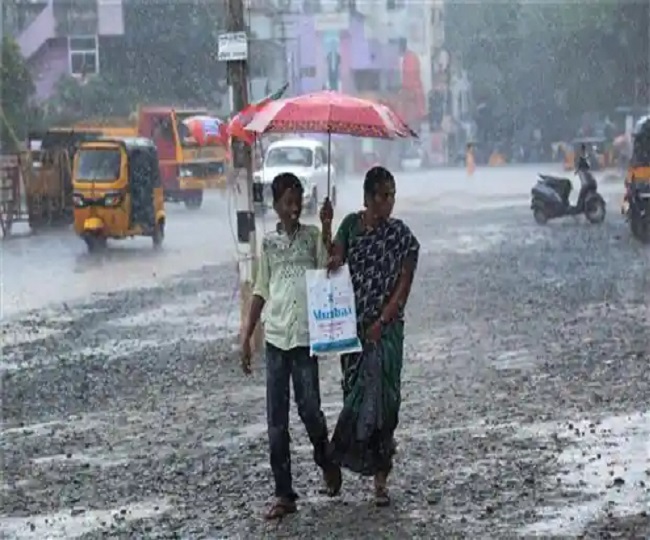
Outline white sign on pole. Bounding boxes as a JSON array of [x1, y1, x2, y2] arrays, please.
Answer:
[[218, 32, 248, 61]]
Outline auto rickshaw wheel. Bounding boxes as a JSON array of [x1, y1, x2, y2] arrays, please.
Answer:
[[84, 234, 107, 253], [184, 191, 203, 210], [153, 220, 165, 248], [631, 216, 650, 244]]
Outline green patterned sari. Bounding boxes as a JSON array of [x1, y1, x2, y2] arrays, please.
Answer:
[[329, 212, 419, 476]]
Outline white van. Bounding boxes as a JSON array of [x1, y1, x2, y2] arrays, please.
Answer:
[[253, 138, 337, 213]]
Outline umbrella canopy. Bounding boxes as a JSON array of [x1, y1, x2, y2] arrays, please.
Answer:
[[228, 82, 289, 144], [244, 90, 417, 139], [182, 115, 227, 146], [613, 134, 630, 148]]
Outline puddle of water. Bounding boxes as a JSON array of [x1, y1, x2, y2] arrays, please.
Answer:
[[32, 451, 130, 468], [1, 414, 108, 441], [206, 421, 268, 449], [108, 290, 236, 328], [77, 339, 161, 358], [0, 498, 171, 539], [2, 479, 36, 492], [204, 402, 342, 450], [519, 410, 650, 536], [405, 419, 519, 441], [576, 302, 649, 324], [1, 331, 236, 373], [1, 326, 62, 348], [420, 224, 525, 256], [491, 349, 536, 371], [0, 360, 25, 372]]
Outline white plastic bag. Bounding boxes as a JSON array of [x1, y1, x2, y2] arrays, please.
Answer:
[[306, 264, 362, 356]]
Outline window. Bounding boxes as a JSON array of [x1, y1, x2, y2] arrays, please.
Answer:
[[315, 147, 327, 166], [68, 35, 99, 77], [265, 147, 314, 168], [353, 69, 381, 93], [299, 66, 316, 78], [75, 149, 121, 181], [303, 0, 321, 14]]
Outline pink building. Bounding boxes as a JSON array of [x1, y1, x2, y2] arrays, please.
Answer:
[[284, 11, 400, 96], [13, 0, 124, 101]]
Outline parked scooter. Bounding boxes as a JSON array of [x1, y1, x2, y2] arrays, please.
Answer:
[[531, 150, 606, 225]]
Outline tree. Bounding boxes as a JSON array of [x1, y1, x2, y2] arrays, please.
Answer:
[[0, 35, 36, 150], [99, 0, 228, 106], [44, 74, 138, 125], [445, 0, 638, 140], [43, 0, 231, 124]]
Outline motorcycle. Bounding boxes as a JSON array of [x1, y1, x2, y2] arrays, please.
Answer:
[[623, 180, 650, 243], [531, 169, 606, 225]]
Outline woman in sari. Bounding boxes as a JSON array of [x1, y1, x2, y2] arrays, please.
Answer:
[[320, 166, 420, 506]]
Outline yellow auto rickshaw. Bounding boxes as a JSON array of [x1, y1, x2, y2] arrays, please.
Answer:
[[623, 116, 650, 242], [72, 137, 165, 252], [564, 137, 609, 171]]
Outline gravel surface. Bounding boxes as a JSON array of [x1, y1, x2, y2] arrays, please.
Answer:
[[2, 202, 649, 539]]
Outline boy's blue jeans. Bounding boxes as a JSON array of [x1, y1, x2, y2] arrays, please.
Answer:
[[265, 342, 330, 500]]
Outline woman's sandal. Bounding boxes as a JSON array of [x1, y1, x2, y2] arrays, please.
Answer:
[[374, 485, 391, 507], [264, 498, 297, 520]]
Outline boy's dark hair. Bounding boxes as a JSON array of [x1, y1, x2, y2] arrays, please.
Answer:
[[272, 172, 304, 203], [364, 166, 394, 197]]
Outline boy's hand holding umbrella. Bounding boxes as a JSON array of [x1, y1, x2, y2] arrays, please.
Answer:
[[319, 198, 343, 274]]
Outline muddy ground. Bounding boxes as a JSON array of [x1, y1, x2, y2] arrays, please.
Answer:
[[2, 197, 649, 538]]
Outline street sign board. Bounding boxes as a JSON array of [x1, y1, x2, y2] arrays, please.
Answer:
[[218, 32, 248, 61]]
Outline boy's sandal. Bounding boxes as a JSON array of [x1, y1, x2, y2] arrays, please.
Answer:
[[321, 464, 342, 497], [264, 498, 297, 520]]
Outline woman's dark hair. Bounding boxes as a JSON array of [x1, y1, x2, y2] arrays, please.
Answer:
[[272, 172, 303, 203], [363, 166, 394, 198]]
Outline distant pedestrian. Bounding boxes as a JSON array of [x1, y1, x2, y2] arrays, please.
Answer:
[[466, 143, 476, 176]]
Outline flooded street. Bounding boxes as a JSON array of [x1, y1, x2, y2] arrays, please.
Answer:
[[0, 165, 623, 317], [2, 165, 649, 538]]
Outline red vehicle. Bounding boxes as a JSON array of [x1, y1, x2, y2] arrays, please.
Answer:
[[138, 107, 228, 209]]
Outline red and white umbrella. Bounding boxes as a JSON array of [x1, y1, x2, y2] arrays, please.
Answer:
[[245, 90, 417, 139], [182, 115, 227, 146], [244, 91, 417, 194]]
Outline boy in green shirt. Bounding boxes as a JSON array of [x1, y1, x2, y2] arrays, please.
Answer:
[[241, 173, 341, 519]]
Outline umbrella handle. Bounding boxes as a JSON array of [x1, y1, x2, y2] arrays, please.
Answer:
[[326, 131, 332, 197]]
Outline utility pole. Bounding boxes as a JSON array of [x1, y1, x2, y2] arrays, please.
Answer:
[[224, 0, 262, 352]]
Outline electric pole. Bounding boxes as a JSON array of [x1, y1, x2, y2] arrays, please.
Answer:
[[225, 0, 262, 352]]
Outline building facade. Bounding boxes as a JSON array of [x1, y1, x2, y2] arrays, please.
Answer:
[[284, 10, 399, 96], [8, 0, 125, 101], [273, 1, 447, 119]]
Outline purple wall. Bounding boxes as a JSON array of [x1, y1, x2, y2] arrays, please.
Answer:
[[30, 38, 69, 102], [289, 13, 399, 95]]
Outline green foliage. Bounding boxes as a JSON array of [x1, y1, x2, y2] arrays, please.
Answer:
[[0, 35, 36, 150], [44, 1, 229, 125], [446, 0, 639, 136], [44, 74, 137, 125], [100, 0, 227, 106]]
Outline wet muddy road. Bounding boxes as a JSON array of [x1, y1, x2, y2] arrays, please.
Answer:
[[1, 165, 623, 317], [2, 166, 648, 538]]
